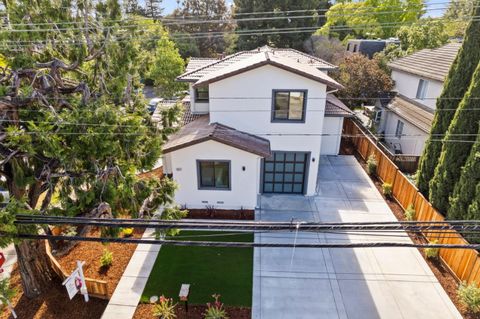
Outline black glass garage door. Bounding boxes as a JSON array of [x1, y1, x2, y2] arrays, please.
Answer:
[[263, 152, 308, 194]]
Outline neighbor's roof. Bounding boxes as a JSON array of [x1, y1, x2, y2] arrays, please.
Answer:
[[385, 94, 434, 133], [163, 116, 271, 157], [325, 94, 354, 117], [388, 42, 461, 82], [178, 45, 337, 83], [191, 51, 343, 90]]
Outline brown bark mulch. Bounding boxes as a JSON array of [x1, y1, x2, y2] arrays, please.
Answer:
[[134, 303, 251, 319], [1, 228, 144, 319], [351, 148, 480, 319], [186, 209, 254, 220]]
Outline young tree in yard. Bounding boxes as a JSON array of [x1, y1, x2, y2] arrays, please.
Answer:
[[429, 61, 480, 215], [448, 127, 480, 222], [416, 5, 480, 196], [145, 0, 164, 19], [168, 0, 232, 57], [0, 0, 184, 298], [234, 0, 329, 51], [332, 53, 393, 109], [396, 18, 449, 53]]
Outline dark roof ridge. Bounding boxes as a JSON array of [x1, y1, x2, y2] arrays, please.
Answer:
[[212, 121, 272, 144]]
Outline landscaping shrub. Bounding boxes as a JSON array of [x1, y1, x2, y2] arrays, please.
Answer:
[[204, 294, 228, 319], [0, 278, 16, 310], [153, 295, 177, 319], [366, 155, 377, 176], [404, 204, 416, 221], [100, 249, 113, 268], [122, 228, 134, 237], [382, 183, 393, 198], [425, 240, 440, 259], [458, 282, 480, 313]]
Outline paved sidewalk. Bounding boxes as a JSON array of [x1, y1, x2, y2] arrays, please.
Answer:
[[253, 155, 461, 319], [101, 228, 160, 319]]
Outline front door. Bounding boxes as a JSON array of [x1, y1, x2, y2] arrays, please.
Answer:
[[262, 151, 309, 194]]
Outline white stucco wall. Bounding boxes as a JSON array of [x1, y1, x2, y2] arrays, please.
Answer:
[[391, 70, 443, 110], [207, 65, 330, 195], [383, 112, 428, 156], [321, 117, 344, 155], [167, 140, 261, 210]]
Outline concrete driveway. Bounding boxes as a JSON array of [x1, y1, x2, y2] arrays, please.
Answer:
[[252, 155, 461, 319]]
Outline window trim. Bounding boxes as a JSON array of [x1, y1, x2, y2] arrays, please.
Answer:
[[194, 86, 209, 103], [196, 160, 231, 191], [395, 120, 404, 138], [416, 79, 428, 100], [271, 89, 308, 123]]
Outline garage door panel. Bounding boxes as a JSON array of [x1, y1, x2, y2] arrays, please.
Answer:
[[263, 151, 308, 194]]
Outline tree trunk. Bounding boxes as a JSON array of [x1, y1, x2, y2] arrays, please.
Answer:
[[14, 240, 55, 298]]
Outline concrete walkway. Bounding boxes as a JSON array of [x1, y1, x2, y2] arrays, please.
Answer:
[[101, 228, 160, 319], [252, 155, 461, 319]]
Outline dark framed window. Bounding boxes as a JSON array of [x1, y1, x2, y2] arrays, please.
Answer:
[[195, 86, 209, 102], [272, 90, 307, 122], [395, 120, 404, 138], [263, 151, 309, 194], [416, 79, 428, 100], [197, 160, 230, 190]]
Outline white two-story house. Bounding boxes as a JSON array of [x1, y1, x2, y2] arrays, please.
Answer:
[[376, 42, 461, 155], [161, 46, 353, 210]]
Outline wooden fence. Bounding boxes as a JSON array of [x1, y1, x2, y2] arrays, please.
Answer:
[[45, 240, 110, 299], [343, 118, 480, 285]]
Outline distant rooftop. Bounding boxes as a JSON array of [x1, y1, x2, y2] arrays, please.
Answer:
[[388, 42, 462, 82]]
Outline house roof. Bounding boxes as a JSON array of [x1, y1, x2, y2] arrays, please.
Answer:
[[325, 94, 354, 117], [191, 51, 343, 90], [178, 45, 337, 83], [388, 42, 461, 82], [385, 94, 434, 133], [163, 116, 271, 157]]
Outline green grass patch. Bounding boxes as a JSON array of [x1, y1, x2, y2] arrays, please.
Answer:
[[141, 231, 253, 306]]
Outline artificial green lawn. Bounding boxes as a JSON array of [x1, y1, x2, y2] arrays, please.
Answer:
[[140, 231, 253, 306]]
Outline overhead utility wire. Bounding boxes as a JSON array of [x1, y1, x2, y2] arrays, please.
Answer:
[[10, 233, 480, 249]]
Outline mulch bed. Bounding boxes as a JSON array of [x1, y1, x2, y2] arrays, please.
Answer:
[[1, 228, 144, 319], [349, 145, 480, 319], [187, 209, 254, 220], [134, 303, 251, 319]]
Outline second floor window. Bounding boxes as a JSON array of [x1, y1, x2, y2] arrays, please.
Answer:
[[395, 120, 404, 138], [195, 86, 209, 102], [272, 90, 307, 122], [416, 79, 428, 100]]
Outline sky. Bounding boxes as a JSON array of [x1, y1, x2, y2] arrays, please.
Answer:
[[159, 0, 447, 17]]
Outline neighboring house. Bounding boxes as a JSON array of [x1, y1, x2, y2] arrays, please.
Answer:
[[373, 42, 461, 155], [346, 38, 400, 58], [161, 46, 353, 210]]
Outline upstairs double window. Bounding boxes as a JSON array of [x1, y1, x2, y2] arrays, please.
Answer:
[[195, 86, 209, 102], [416, 79, 429, 100], [272, 90, 307, 122]]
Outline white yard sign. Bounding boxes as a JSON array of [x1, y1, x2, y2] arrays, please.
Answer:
[[62, 261, 89, 302]]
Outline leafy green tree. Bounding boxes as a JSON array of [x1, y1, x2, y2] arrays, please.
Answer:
[[416, 5, 480, 196], [168, 0, 233, 57], [443, 0, 475, 37], [396, 18, 449, 53], [448, 127, 480, 221], [429, 61, 480, 214], [234, 0, 329, 50], [332, 53, 393, 108], [467, 184, 480, 224], [0, 0, 183, 298], [317, 0, 423, 40], [145, 0, 164, 19]]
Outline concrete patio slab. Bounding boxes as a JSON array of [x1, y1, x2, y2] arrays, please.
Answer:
[[253, 155, 461, 319]]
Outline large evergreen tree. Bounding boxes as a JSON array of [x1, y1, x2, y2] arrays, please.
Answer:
[[0, 0, 184, 298], [447, 126, 480, 220], [416, 3, 480, 196], [429, 61, 480, 214], [234, 0, 329, 51]]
